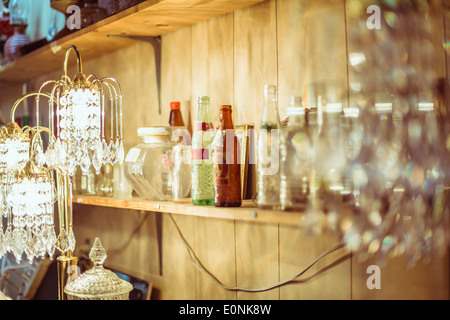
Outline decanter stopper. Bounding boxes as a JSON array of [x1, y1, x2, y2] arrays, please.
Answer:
[[89, 237, 107, 266]]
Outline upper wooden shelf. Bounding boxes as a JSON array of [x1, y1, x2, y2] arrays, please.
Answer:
[[72, 195, 308, 227], [0, 0, 263, 86]]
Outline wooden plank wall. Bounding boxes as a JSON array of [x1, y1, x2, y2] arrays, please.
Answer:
[[0, 0, 449, 300]]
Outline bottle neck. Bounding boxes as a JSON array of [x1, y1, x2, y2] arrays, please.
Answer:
[[196, 99, 213, 130], [262, 90, 279, 126], [219, 107, 234, 130], [197, 100, 211, 122]]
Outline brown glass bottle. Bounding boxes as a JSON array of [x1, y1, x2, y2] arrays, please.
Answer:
[[169, 101, 185, 126], [213, 105, 241, 207]]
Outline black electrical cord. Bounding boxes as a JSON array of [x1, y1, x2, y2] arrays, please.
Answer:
[[168, 213, 348, 292]]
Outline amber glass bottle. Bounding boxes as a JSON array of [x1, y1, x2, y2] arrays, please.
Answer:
[[213, 105, 241, 207], [169, 101, 185, 126]]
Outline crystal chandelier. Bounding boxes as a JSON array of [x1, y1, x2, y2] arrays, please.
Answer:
[[0, 93, 73, 264], [37, 45, 124, 176], [300, 0, 450, 267]]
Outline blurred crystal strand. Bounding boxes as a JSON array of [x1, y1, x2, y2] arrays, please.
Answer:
[[341, 0, 449, 266]]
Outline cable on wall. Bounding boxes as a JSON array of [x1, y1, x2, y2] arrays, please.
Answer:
[[168, 213, 349, 293]]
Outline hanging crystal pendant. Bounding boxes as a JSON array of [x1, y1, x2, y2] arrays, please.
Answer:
[[57, 228, 69, 253], [68, 226, 76, 252]]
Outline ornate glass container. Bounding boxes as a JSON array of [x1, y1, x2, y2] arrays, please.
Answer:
[[64, 238, 133, 300]]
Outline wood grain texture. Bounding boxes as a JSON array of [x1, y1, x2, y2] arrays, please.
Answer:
[[279, 227, 351, 299], [190, 12, 236, 300], [351, 253, 449, 300], [233, 0, 280, 300]]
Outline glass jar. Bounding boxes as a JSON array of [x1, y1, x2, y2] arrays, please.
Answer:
[[64, 238, 133, 300], [124, 127, 176, 201]]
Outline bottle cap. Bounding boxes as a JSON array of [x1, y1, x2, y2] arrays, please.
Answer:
[[198, 96, 210, 104], [170, 101, 180, 110]]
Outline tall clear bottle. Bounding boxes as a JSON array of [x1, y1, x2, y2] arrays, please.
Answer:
[[257, 84, 281, 209], [280, 97, 311, 211], [191, 96, 215, 205]]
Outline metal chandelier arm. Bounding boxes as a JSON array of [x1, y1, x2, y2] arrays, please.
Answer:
[[10, 91, 56, 124], [63, 45, 83, 77]]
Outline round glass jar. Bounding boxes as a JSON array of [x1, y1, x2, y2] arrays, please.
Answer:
[[124, 127, 178, 201]]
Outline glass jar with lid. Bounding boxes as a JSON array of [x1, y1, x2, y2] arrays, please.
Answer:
[[64, 238, 133, 300], [124, 126, 178, 201]]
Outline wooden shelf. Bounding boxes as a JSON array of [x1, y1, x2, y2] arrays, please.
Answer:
[[0, 0, 263, 86], [72, 195, 307, 226]]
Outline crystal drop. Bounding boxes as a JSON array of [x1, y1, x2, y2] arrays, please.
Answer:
[[47, 227, 57, 258], [101, 139, 109, 163], [68, 226, 76, 252], [75, 145, 83, 162], [108, 140, 116, 164], [24, 228, 34, 259], [13, 248, 22, 263], [35, 236, 46, 259], [80, 155, 91, 175], [12, 228, 24, 254], [33, 144, 46, 168], [54, 140, 64, 166], [4, 226, 12, 252], [92, 153, 102, 174], [56, 229, 69, 253], [45, 143, 55, 167]]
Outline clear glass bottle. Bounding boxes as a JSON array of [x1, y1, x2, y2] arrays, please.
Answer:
[[257, 84, 281, 209], [191, 96, 215, 205], [280, 97, 311, 211], [96, 163, 114, 197], [81, 165, 97, 195], [314, 101, 345, 198], [113, 162, 133, 199]]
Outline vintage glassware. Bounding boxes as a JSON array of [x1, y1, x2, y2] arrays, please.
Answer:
[[113, 162, 132, 199], [257, 85, 281, 209], [191, 96, 215, 205], [81, 165, 96, 195], [169, 101, 185, 127], [124, 127, 176, 200], [212, 105, 241, 207], [171, 144, 191, 201], [96, 163, 114, 197], [280, 97, 311, 211], [64, 237, 133, 300]]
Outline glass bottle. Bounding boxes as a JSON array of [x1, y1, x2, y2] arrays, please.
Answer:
[[213, 105, 241, 207], [113, 162, 133, 199], [257, 84, 281, 209], [191, 96, 215, 205], [81, 165, 97, 195], [96, 163, 114, 197], [280, 97, 311, 211], [314, 101, 345, 199], [169, 101, 185, 127]]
